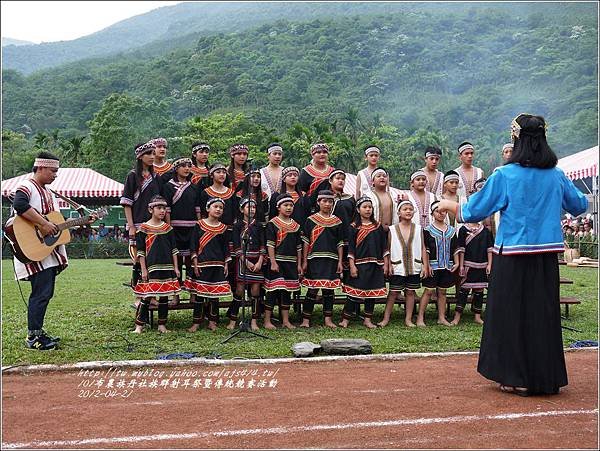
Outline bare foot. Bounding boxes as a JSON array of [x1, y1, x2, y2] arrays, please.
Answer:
[[132, 326, 143, 334], [158, 326, 170, 333], [363, 320, 377, 329], [437, 319, 452, 326], [474, 317, 484, 325], [299, 320, 311, 328], [282, 321, 296, 330], [251, 320, 259, 331], [188, 324, 200, 333], [264, 321, 277, 330], [226, 321, 236, 330], [338, 319, 349, 328], [416, 320, 427, 327], [450, 319, 460, 326], [207, 321, 217, 331], [377, 319, 389, 328], [150, 299, 159, 307], [405, 320, 416, 328], [324, 319, 337, 329]]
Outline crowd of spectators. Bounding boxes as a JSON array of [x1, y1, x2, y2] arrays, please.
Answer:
[[562, 214, 595, 239], [71, 223, 128, 243]]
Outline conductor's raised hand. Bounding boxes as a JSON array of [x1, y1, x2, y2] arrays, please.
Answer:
[[436, 199, 457, 214]]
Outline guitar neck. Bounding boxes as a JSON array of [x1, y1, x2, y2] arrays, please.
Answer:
[[57, 216, 89, 231]]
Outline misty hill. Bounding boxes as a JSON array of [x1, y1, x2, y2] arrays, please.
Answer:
[[2, 37, 35, 47], [1, 3, 597, 182], [3, 1, 593, 75], [1, 2, 425, 74]]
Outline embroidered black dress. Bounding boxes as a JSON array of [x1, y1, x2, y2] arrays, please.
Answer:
[[133, 222, 181, 298], [184, 220, 232, 298], [191, 165, 210, 189], [333, 193, 356, 272], [120, 171, 162, 231], [457, 224, 494, 289], [163, 179, 200, 257], [232, 219, 266, 284], [343, 223, 388, 299], [302, 213, 343, 289], [264, 217, 302, 292], [298, 164, 334, 213], [198, 186, 237, 230]]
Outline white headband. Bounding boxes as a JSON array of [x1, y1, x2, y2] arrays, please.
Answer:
[[502, 143, 513, 151], [371, 168, 387, 180], [410, 170, 426, 182], [364, 146, 380, 156], [34, 158, 59, 168], [268, 145, 283, 154], [458, 143, 474, 154], [397, 200, 414, 210]]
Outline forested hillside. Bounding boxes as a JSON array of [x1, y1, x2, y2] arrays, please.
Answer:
[[2, 3, 597, 187], [2, 2, 477, 74]]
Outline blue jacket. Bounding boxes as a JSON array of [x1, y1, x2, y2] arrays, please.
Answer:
[[457, 163, 587, 255]]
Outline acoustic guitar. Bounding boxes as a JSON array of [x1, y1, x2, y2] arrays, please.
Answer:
[[3, 208, 107, 264]]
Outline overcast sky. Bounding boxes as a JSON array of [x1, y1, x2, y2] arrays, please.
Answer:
[[1, 1, 182, 43]]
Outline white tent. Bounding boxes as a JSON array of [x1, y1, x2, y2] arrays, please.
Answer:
[[557, 146, 598, 184], [557, 146, 598, 227]]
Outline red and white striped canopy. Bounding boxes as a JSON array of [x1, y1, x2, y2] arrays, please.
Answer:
[[1, 168, 124, 199], [557, 146, 598, 181]]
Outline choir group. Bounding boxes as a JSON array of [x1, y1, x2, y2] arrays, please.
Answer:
[[123, 139, 500, 333]]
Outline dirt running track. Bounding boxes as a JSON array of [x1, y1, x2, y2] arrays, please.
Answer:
[[2, 349, 598, 449]]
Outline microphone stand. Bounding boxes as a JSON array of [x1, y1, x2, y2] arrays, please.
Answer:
[[222, 178, 270, 343]]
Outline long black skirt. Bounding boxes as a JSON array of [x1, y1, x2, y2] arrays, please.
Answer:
[[477, 252, 567, 394]]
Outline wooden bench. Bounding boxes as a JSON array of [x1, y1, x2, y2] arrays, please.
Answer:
[[118, 256, 578, 325], [142, 293, 579, 326]]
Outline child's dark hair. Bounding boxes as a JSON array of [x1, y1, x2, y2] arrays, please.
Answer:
[[134, 141, 154, 189], [191, 141, 210, 169], [279, 170, 302, 196], [228, 147, 249, 184], [171, 166, 193, 182], [507, 114, 557, 169], [235, 172, 265, 221], [352, 199, 376, 228]]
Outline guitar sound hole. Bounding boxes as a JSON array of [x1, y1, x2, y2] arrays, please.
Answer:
[[43, 232, 60, 246]]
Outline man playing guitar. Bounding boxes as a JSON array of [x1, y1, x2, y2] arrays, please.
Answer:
[[10, 151, 97, 350]]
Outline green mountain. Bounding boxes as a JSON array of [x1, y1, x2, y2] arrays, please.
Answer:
[[1, 3, 597, 184], [2, 2, 468, 75], [4, 1, 592, 75], [2, 37, 35, 47]]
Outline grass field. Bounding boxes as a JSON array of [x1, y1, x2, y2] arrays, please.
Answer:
[[1, 259, 597, 366]]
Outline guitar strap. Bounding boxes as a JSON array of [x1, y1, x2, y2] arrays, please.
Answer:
[[49, 189, 90, 217]]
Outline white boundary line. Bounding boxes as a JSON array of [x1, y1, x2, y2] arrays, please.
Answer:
[[2, 408, 597, 449], [2, 347, 597, 374]]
